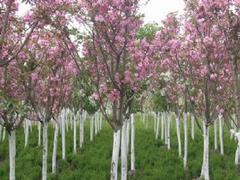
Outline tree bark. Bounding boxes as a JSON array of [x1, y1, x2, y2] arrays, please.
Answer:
[[214, 119, 218, 151], [73, 114, 77, 154], [155, 113, 160, 139], [24, 120, 29, 147], [79, 113, 84, 149], [90, 116, 94, 141], [121, 121, 128, 180], [161, 112, 164, 141], [9, 129, 16, 180], [200, 120, 210, 180], [61, 112, 66, 160], [167, 112, 171, 150], [219, 114, 224, 155], [130, 114, 135, 171], [176, 114, 182, 157], [183, 112, 188, 169], [191, 114, 195, 140], [52, 122, 59, 173], [42, 121, 48, 180], [38, 122, 41, 146], [110, 129, 121, 180]]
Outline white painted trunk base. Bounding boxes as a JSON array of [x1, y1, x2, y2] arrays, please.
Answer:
[[200, 121, 210, 180], [121, 121, 128, 180], [214, 119, 218, 151], [219, 114, 224, 155], [191, 114, 195, 140], [61, 112, 66, 160], [42, 122, 48, 180], [52, 122, 59, 173], [38, 122, 41, 146], [176, 114, 182, 157], [9, 130, 16, 180], [110, 129, 121, 180], [131, 114, 135, 171], [183, 113, 188, 169]]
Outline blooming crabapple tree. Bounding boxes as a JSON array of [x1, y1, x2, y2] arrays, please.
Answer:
[[80, 0, 154, 179], [21, 28, 78, 180]]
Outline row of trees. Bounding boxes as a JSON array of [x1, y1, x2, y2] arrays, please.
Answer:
[[2, 0, 240, 180]]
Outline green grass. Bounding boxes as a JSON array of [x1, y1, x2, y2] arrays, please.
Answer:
[[0, 115, 239, 180]]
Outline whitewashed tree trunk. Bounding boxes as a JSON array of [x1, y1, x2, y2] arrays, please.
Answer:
[[167, 112, 171, 149], [200, 120, 210, 180], [126, 119, 130, 155], [79, 113, 84, 149], [130, 114, 135, 171], [9, 129, 16, 180], [176, 114, 182, 157], [73, 114, 77, 154], [94, 114, 98, 135], [38, 122, 41, 146], [90, 116, 94, 141], [2, 127, 6, 141], [100, 113, 103, 130], [165, 112, 168, 145], [61, 112, 66, 160], [24, 120, 29, 147], [161, 112, 164, 141], [233, 131, 240, 165], [219, 114, 224, 155], [110, 129, 121, 180], [52, 122, 59, 173], [0, 125, 2, 143], [214, 119, 218, 151], [191, 114, 195, 140], [153, 112, 156, 133], [42, 122, 48, 180], [121, 121, 128, 180], [183, 113, 188, 169], [155, 113, 160, 139]]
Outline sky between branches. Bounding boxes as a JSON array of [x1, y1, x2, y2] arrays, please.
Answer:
[[18, 0, 185, 23]]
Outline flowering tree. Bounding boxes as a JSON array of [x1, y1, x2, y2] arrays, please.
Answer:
[[80, 0, 154, 179]]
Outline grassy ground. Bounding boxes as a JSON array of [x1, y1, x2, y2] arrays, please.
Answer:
[[0, 115, 239, 180]]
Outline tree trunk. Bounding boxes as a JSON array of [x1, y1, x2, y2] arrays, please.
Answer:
[[183, 112, 188, 169], [61, 112, 66, 160], [2, 127, 6, 141], [73, 114, 77, 154], [165, 112, 168, 145], [200, 120, 210, 180], [0, 125, 2, 143], [167, 112, 171, 150], [153, 112, 156, 133], [38, 122, 41, 146], [234, 132, 240, 165], [52, 122, 59, 173], [90, 116, 94, 141], [42, 121, 48, 180], [155, 113, 159, 139], [24, 120, 29, 148], [79, 113, 84, 149], [126, 119, 130, 155], [121, 121, 128, 180], [161, 112, 164, 141], [9, 129, 16, 180], [110, 129, 121, 180], [214, 119, 218, 151], [219, 114, 224, 155], [191, 114, 195, 140], [176, 114, 182, 157], [94, 114, 98, 135], [130, 114, 135, 171]]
